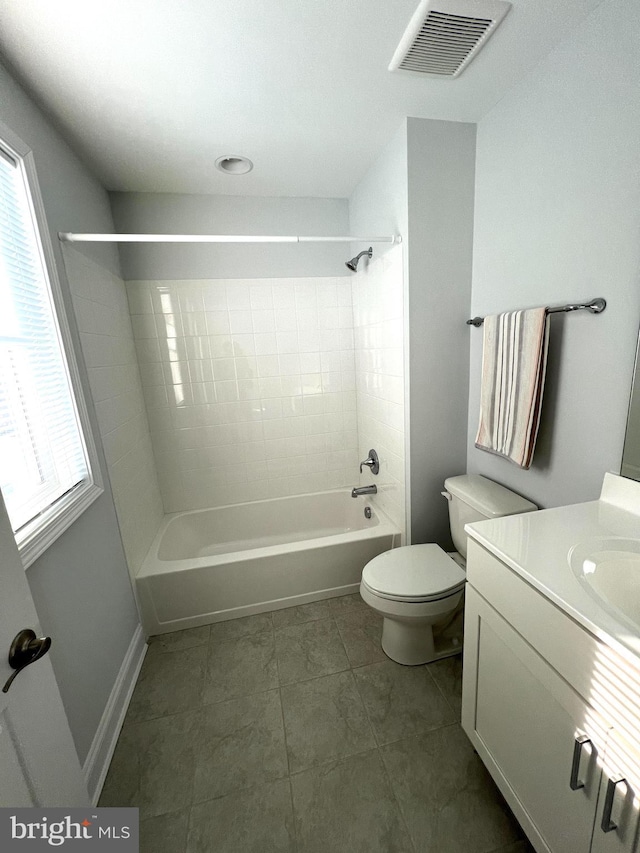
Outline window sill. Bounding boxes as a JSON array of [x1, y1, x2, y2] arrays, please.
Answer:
[[18, 481, 104, 570]]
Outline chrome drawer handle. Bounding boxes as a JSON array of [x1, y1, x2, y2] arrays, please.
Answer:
[[601, 775, 626, 833], [570, 735, 591, 791]]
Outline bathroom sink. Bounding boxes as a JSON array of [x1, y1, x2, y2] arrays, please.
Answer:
[[569, 538, 640, 629]]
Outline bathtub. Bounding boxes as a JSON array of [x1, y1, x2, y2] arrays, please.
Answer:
[[136, 489, 401, 635]]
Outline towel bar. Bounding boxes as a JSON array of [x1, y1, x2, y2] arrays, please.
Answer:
[[467, 297, 606, 327]]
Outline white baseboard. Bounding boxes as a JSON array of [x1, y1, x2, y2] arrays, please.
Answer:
[[83, 625, 147, 805]]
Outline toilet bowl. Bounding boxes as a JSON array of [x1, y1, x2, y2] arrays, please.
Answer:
[[361, 544, 466, 665], [360, 474, 537, 665]]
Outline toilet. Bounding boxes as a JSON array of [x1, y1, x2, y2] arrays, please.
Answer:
[[360, 474, 537, 665]]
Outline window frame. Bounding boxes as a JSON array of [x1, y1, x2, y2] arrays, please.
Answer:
[[0, 119, 103, 569]]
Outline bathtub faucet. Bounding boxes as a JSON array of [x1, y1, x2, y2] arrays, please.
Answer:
[[351, 485, 377, 498]]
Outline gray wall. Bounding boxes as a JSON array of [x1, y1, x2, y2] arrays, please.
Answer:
[[406, 118, 476, 546], [0, 62, 141, 764], [349, 118, 476, 546], [467, 0, 640, 509], [110, 192, 350, 280], [348, 123, 409, 246]]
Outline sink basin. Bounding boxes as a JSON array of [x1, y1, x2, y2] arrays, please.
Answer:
[[569, 538, 640, 629]]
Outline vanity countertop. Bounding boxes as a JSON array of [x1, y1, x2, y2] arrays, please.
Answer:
[[465, 473, 640, 663]]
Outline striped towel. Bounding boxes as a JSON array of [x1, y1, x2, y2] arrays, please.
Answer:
[[475, 307, 549, 469]]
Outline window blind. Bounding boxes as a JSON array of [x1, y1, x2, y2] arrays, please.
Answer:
[[0, 143, 89, 535]]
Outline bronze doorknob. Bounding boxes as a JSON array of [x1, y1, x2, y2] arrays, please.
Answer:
[[2, 629, 52, 693]]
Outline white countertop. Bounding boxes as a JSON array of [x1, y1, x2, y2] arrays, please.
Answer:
[[466, 478, 640, 664]]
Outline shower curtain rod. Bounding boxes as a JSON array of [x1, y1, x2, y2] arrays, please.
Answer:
[[58, 232, 401, 244]]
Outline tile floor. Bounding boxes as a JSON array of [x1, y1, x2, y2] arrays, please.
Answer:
[[100, 594, 535, 853]]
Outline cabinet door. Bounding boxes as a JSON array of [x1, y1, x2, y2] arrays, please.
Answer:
[[463, 586, 606, 853], [591, 728, 640, 853]]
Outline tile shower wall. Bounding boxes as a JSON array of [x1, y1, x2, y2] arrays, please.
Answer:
[[126, 277, 359, 511], [63, 248, 164, 573], [352, 245, 405, 533]]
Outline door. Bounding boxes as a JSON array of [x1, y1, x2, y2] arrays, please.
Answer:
[[0, 490, 89, 806], [463, 586, 605, 853]]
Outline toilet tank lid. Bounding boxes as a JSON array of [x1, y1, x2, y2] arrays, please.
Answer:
[[444, 474, 537, 518]]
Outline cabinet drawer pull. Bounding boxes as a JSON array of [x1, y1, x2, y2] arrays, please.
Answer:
[[601, 775, 626, 833], [569, 735, 591, 791]]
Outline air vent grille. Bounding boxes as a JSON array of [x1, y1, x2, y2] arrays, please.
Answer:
[[389, 0, 511, 78]]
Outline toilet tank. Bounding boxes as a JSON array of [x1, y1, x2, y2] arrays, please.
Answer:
[[443, 474, 537, 559]]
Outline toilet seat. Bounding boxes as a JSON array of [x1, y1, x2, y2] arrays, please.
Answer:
[[361, 544, 466, 603]]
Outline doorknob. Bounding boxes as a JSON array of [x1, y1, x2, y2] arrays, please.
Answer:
[[2, 629, 52, 693]]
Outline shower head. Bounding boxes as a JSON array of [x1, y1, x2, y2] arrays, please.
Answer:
[[345, 247, 373, 272]]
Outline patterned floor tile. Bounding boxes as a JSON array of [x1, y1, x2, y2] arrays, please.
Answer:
[[275, 619, 349, 685], [354, 659, 455, 745], [291, 750, 413, 853], [281, 670, 375, 773]]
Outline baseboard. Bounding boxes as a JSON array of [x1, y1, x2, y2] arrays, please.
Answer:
[[83, 625, 147, 805]]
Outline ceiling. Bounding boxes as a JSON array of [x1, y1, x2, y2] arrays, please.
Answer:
[[0, 0, 604, 198]]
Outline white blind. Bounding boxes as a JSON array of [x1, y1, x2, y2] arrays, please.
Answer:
[[0, 143, 89, 535]]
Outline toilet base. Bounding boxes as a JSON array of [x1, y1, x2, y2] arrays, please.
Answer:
[[381, 616, 463, 666]]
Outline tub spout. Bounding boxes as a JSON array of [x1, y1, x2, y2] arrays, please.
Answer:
[[351, 485, 377, 498]]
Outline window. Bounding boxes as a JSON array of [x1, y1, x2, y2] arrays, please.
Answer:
[[0, 126, 102, 567]]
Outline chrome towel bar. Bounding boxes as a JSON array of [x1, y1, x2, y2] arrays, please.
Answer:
[[467, 297, 606, 327]]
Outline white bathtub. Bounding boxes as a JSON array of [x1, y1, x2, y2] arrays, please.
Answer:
[[136, 490, 400, 635]]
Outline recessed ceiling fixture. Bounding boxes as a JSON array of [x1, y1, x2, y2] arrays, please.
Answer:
[[215, 155, 253, 175], [389, 0, 511, 78]]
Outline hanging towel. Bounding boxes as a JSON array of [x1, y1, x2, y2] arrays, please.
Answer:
[[475, 307, 549, 469]]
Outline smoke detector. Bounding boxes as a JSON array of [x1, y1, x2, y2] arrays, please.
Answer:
[[389, 0, 511, 78]]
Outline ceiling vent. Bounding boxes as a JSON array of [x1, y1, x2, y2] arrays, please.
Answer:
[[389, 0, 511, 78]]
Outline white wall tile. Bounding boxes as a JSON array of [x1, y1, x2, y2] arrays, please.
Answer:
[[155, 312, 183, 338], [65, 250, 163, 576], [131, 313, 158, 339], [178, 288, 204, 314], [252, 310, 276, 333], [226, 284, 250, 310], [231, 334, 256, 356], [182, 312, 208, 337], [276, 331, 298, 354], [205, 311, 230, 335], [352, 244, 406, 535], [298, 330, 320, 353], [256, 354, 280, 377], [128, 275, 360, 511], [126, 282, 153, 315], [254, 332, 278, 355], [272, 284, 296, 309], [229, 310, 254, 334], [249, 285, 273, 310], [275, 308, 297, 331], [300, 352, 321, 373], [203, 287, 227, 311]]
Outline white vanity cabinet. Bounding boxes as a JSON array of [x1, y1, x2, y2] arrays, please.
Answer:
[[462, 538, 640, 853]]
